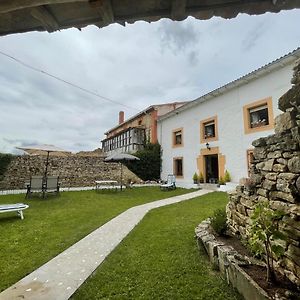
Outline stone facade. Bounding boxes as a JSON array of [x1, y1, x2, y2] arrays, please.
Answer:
[[0, 154, 140, 190], [227, 59, 300, 287]]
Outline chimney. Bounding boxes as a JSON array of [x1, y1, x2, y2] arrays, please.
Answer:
[[119, 111, 125, 124]]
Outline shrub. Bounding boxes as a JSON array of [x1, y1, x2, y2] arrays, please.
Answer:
[[192, 172, 199, 183], [210, 208, 227, 236], [198, 172, 204, 183], [248, 202, 286, 283], [224, 170, 231, 182], [218, 176, 225, 185], [125, 143, 161, 181]]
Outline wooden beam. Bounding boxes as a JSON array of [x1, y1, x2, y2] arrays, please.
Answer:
[[171, 0, 186, 21], [0, 0, 86, 14], [30, 6, 59, 32], [89, 0, 114, 24]]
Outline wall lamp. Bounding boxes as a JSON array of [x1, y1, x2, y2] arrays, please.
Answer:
[[206, 142, 211, 150]]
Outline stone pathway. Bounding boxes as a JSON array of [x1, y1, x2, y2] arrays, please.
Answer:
[[0, 189, 211, 300]]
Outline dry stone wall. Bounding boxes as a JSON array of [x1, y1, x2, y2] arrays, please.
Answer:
[[0, 155, 140, 189], [227, 59, 300, 286]]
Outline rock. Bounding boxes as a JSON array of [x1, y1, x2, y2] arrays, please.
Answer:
[[262, 179, 276, 191], [270, 191, 296, 203], [278, 84, 300, 112], [273, 164, 287, 172], [274, 111, 297, 133], [283, 152, 298, 158], [291, 126, 300, 145], [296, 176, 300, 192], [280, 222, 300, 240], [253, 147, 267, 160], [262, 159, 274, 171], [252, 137, 267, 147], [276, 179, 296, 194], [240, 197, 254, 209], [236, 204, 246, 215], [286, 244, 300, 264], [277, 158, 288, 165], [249, 173, 263, 185], [269, 200, 291, 212], [278, 173, 298, 181], [288, 156, 300, 173], [256, 162, 265, 170], [267, 151, 282, 159], [265, 172, 277, 181], [257, 196, 268, 203], [257, 188, 268, 197]]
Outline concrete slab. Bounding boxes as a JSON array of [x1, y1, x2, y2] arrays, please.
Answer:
[[0, 189, 211, 300]]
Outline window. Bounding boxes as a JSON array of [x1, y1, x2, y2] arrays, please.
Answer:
[[172, 128, 183, 147], [249, 105, 269, 128], [243, 97, 274, 134], [173, 157, 183, 177], [204, 121, 215, 138], [200, 116, 218, 143]]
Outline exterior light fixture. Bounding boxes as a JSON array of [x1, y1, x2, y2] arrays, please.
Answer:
[[206, 142, 211, 150]]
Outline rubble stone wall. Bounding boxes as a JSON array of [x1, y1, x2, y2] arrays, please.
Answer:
[[0, 155, 140, 189], [227, 59, 300, 286]]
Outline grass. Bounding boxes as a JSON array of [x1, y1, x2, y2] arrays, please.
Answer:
[[72, 192, 242, 300], [0, 187, 190, 292]]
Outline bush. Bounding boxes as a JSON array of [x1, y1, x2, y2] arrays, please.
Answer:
[[192, 172, 199, 183], [224, 170, 231, 182], [125, 143, 161, 181], [248, 202, 286, 283], [210, 208, 227, 236], [198, 172, 204, 183], [0, 153, 13, 181], [218, 176, 225, 185]]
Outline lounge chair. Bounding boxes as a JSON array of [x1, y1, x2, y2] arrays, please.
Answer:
[[44, 176, 60, 197], [0, 203, 29, 220], [160, 174, 176, 190], [26, 175, 44, 199]]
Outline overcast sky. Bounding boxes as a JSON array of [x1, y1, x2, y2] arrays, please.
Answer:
[[1, 9, 300, 154]]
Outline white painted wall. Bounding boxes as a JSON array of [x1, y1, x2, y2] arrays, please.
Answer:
[[158, 62, 295, 187]]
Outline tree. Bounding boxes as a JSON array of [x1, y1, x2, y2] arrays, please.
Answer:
[[248, 202, 286, 282], [125, 143, 161, 181]]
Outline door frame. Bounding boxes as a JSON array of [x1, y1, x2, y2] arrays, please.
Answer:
[[197, 147, 225, 183]]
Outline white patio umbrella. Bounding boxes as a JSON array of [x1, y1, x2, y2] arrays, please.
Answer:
[[104, 153, 140, 191], [16, 144, 70, 178]]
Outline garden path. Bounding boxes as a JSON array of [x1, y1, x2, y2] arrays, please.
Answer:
[[0, 189, 211, 300]]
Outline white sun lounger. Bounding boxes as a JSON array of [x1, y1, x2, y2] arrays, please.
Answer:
[[0, 203, 29, 220], [160, 174, 176, 190]]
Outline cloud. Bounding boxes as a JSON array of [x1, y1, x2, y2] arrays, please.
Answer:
[[158, 18, 200, 55], [241, 20, 267, 51], [0, 10, 300, 154]]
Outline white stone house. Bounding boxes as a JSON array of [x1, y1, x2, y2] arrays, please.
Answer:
[[158, 48, 300, 188]]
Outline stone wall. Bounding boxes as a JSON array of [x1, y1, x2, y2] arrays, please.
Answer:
[[0, 154, 141, 189], [227, 59, 300, 286]]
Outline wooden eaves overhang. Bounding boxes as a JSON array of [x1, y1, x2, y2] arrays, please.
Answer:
[[0, 0, 300, 36]]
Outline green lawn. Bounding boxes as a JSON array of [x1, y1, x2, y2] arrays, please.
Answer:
[[72, 192, 242, 300], [0, 187, 190, 292]]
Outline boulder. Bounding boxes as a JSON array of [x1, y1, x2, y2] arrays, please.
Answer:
[[278, 84, 300, 112], [288, 156, 300, 173], [274, 110, 296, 133]]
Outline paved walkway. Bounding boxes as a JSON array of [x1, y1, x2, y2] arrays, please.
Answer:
[[0, 189, 211, 300]]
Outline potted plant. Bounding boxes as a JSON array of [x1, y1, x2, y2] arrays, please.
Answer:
[[218, 176, 225, 185], [224, 170, 231, 182], [199, 172, 204, 183], [193, 172, 199, 184]]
